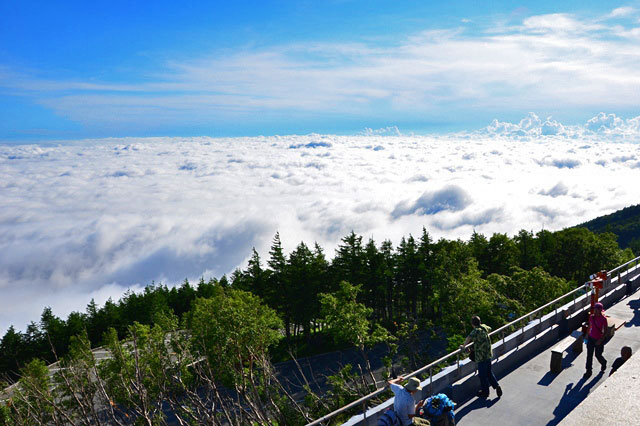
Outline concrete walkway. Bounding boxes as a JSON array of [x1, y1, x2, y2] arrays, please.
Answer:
[[558, 346, 640, 425], [454, 291, 640, 425]]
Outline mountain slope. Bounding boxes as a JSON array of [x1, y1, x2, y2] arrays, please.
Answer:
[[577, 204, 640, 254]]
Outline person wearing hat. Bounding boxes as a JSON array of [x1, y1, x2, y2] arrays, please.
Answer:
[[584, 302, 608, 377], [386, 376, 429, 425]]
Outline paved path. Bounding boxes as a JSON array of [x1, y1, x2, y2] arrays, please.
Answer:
[[558, 344, 640, 425], [454, 290, 640, 425]]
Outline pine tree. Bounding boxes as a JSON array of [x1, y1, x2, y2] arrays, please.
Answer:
[[379, 239, 396, 322], [332, 231, 366, 290], [418, 227, 435, 319], [287, 241, 315, 338], [267, 232, 291, 339]]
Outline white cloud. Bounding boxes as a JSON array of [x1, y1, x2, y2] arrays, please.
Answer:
[[522, 13, 604, 33], [2, 114, 640, 333], [392, 185, 473, 218], [481, 112, 640, 141], [539, 182, 569, 197], [3, 10, 640, 128], [609, 7, 635, 18], [359, 126, 402, 136]]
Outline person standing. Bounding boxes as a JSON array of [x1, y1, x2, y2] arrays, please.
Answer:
[[584, 302, 608, 377], [386, 376, 429, 425], [460, 315, 502, 399]]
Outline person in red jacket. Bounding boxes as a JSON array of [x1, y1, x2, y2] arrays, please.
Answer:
[[584, 302, 608, 377]]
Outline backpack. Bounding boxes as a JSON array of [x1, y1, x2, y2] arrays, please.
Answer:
[[423, 393, 456, 426], [378, 408, 401, 426]]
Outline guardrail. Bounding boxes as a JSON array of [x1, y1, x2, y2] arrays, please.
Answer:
[[609, 255, 640, 284], [306, 255, 640, 426]]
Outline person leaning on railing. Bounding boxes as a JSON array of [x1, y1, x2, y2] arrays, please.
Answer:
[[460, 315, 503, 399], [385, 376, 430, 425]]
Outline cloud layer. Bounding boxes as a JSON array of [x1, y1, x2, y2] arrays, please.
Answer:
[[1, 112, 640, 333]]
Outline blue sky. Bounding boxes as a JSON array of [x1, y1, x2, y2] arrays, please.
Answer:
[[1, 0, 639, 141]]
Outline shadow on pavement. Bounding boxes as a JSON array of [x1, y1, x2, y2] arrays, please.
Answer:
[[537, 347, 582, 387], [545, 371, 603, 425], [625, 298, 640, 327], [537, 371, 557, 387], [454, 394, 500, 422]]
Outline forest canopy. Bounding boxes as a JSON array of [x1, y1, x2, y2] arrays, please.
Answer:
[[1, 224, 633, 382], [0, 221, 635, 424]]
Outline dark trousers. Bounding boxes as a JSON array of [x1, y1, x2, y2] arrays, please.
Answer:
[[477, 360, 499, 393], [585, 336, 606, 372]]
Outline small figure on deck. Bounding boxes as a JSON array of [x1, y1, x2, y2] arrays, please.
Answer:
[[386, 376, 430, 425], [609, 346, 632, 376], [460, 315, 502, 399], [584, 302, 608, 377]]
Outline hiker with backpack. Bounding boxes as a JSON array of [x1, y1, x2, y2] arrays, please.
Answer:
[[381, 376, 430, 425], [459, 315, 502, 399]]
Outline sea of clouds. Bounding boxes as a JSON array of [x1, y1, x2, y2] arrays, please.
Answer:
[[1, 112, 640, 333]]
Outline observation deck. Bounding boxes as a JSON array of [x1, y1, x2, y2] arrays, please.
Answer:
[[453, 283, 640, 425], [309, 256, 640, 426]]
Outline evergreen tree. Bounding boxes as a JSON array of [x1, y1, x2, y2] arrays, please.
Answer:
[[418, 227, 435, 319], [64, 311, 86, 344], [468, 231, 489, 274], [0, 326, 24, 378], [332, 231, 366, 290], [379, 240, 396, 322], [39, 307, 66, 360], [267, 232, 292, 339], [311, 242, 331, 332], [430, 239, 473, 320], [236, 248, 267, 300], [363, 238, 385, 321], [514, 229, 542, 270], [396, 235, 420, 317], [287, 241, 315, 338], [536, 229, 556, 273], [485, 233, 519, 276]]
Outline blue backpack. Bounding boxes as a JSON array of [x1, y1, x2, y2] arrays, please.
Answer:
[[378, 408, 401, 426]]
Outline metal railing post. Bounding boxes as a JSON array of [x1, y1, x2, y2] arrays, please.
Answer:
[[429, 367, 433, 387]]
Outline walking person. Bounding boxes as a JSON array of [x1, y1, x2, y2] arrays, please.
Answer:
[[584, 302, 608, 377], [460, 315, 502, 399], [385, 376, 430, 425]]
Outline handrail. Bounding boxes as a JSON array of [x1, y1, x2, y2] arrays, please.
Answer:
[[488, 286, 583, 340], [608, 255, 640, 276], [307, 285, 586, 425], [307, 286, 584, 426], [306, 255, 640, 425]]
